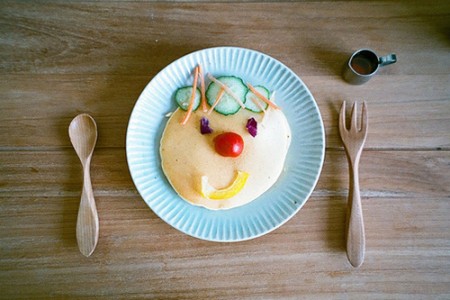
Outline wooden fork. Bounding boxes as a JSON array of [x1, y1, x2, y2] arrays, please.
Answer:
[[339, 101, 368, 268]]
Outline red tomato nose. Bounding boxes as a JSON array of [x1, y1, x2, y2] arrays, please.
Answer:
[[214, 132, 244, 158]]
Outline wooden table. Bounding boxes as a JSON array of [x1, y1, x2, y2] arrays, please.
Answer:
[[1, 1, 449, 298]]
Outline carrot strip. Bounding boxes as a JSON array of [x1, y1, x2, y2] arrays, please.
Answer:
[[207, 74, 246, 109], [181, 66, 199, 125], [198, 64, 207, 112], [207, 87, 225, 115], [247, 83, 280, 110]]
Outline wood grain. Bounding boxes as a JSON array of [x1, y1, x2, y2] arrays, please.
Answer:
[[1, 1, 449, 299], [1, 74, 449, 149], [1, 2, 449, 76], [1, 149, 449, 298]]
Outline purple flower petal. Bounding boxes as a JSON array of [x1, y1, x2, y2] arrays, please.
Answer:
[[200, 117, 213, 134], [246, 117, 258, 137]]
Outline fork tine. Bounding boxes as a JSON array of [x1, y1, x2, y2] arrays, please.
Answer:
[[361, 101, 368, 132], [350, 102, 358, 132], [339, 101, 347, 132]]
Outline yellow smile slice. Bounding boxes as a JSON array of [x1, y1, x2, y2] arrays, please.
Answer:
[[201, 171, 249, 200]]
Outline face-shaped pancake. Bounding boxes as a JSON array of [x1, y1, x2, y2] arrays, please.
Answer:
[[160, 105, 291, 210]]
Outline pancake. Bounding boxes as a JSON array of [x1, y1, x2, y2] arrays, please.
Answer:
[[160, 107, 291, 210]]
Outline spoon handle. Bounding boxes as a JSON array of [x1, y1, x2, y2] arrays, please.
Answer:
[[76, 163, 99, 257]]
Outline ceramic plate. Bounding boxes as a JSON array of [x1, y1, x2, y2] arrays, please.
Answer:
[[126, 47, 325, 242]]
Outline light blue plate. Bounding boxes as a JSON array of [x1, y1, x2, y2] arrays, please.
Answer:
[[126, 47, 325, 242]]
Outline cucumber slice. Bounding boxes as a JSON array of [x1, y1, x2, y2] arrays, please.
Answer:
[[175, 86, 201, 111], [245, 85, 270, 113], [206, 76, 247, 115]]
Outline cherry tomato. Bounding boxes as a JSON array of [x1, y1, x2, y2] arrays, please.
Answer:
[[214, 132, 244, 157]]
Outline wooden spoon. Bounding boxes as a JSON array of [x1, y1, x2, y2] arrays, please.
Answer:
[[69, 114, 99, 257]]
